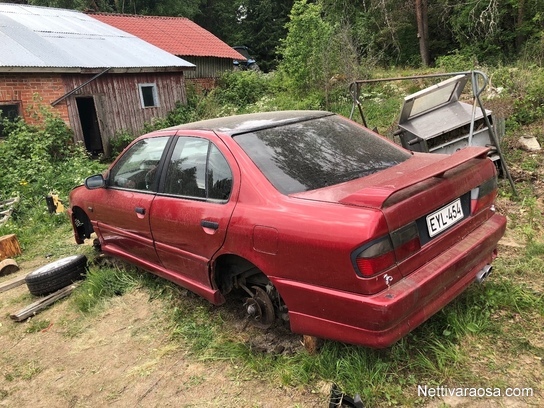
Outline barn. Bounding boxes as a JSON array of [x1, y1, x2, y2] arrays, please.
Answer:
[[0, 4, 195, 156], [89, 13, 246, 90]]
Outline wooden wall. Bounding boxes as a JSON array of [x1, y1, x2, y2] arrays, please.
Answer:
[[181, 56, 233, 80], [63, 71, 187, 154]]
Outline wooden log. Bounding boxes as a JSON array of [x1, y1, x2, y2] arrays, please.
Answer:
[[10, 283, 79, 322], [0, 259, 20, 276], [0, 234, 22, 261], [0, 274, 26, 293]]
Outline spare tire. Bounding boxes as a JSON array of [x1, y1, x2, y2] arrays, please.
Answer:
[[25, 255, 88, 296]]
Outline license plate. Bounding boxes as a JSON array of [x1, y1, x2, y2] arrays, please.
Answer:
[[426, 198, 464, 238]]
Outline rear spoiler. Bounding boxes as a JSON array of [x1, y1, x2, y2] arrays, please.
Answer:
[[339, 146, 490, 209]]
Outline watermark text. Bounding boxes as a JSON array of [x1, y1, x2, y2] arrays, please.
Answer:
[[418, 385, 534, 398]]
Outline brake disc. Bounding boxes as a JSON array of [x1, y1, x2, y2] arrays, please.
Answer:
[[244, 286, 275, 329]]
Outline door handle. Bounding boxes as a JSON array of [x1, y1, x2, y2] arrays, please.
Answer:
[[135, 207, 146, 215], [201, 220, 219, 230]]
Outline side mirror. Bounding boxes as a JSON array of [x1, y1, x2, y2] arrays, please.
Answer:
[[85, 174, 106, 190]]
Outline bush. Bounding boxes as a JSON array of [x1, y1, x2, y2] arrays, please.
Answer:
[[0, 104, 105, 211], [144, 84, 205, 132], [211, 70, 272, 110], [109, 130, 136, 157], [512, 67, 544, 125], [435, 50, 479, 72], [490, 65, 544, 126]]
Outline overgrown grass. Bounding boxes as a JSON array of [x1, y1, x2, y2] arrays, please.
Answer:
[[71, 263, 141, 314]]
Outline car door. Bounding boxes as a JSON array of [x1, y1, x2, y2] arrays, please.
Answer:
[[149, 135, 238, 287], [90, 135, 172, 264]]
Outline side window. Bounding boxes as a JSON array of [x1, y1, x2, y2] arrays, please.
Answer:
[[163, 137, 233, 202], [163, 137, 208, 198], [207, 144, 233, 201], [109, 137, 169, 191]]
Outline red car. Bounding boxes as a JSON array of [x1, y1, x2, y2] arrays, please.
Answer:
[[69, 111, 506, 348]]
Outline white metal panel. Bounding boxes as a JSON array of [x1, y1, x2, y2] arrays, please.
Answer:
[[0, 4, 195, 70]]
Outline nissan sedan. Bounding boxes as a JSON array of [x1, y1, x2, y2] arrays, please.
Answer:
[[69, 110, 506, 348]]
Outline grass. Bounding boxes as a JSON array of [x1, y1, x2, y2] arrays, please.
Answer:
[[71, 263, 140, 314], [51, 178, 540, 406], [3, 359, 43, 382], [59, 241, 540, 406]]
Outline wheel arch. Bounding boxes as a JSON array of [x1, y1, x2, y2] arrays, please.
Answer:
[[212, 253, 265, 294], [71, 206, 94, 243], [212, 253, 290, 325]]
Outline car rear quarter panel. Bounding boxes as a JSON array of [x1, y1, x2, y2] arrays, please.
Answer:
[[214, 137, 391, 292]]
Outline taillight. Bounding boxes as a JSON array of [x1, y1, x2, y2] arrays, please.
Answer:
[[355, 236, 395, 277], [391, 222, 421, 260], [471, 176, 498, 214], [354, 222, 421, 278]]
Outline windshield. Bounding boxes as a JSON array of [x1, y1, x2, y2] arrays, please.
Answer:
[[234, 115, 410, 194]]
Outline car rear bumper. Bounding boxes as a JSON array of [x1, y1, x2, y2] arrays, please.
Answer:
[[272, 212, 507, 348]]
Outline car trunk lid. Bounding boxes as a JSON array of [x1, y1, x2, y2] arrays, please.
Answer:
[[290, 146, 497, 278]]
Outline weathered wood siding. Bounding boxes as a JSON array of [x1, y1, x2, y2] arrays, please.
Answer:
[[64, 72, 187, 152], [182, 56, 233, 79]]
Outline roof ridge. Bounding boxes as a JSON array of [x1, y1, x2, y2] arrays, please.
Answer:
[[87, 12, 189, 21]]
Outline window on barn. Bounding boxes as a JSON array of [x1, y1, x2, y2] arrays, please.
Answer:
[[0, 103, 21, 138], [138, 84, 159, 108]]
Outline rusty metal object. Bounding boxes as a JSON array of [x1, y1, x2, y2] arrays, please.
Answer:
[[329, 383, 365, 408], [244, 286, 275, 328], [303, 335, 323, 355]]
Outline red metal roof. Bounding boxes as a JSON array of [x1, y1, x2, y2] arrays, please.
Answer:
[[89, 13, 246, 60]]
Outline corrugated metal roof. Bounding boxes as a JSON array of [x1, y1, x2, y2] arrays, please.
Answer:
[[89, 13, 246, 60], [0, 4, 195, 72]]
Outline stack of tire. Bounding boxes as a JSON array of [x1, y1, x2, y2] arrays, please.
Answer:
[[25, 255, 88, 296]]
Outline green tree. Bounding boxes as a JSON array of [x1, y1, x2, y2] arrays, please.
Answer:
[[278, 0, 334, 93], [194, 0, 293, 72], [320, 0, 420, 66], [435, 0, 544, 64], [236, 0, 294, 71], [193, 0, 242, 40], [415, 0, 430, 66], [277, 0, 362, 106]]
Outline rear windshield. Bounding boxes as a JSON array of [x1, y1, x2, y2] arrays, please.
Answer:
[[234, 115, 411, 194]]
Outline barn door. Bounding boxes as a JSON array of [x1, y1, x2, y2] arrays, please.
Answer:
[[76, 96, 103, 156]]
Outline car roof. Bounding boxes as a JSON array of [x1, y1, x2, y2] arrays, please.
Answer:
[[166, 110, 335, 136]]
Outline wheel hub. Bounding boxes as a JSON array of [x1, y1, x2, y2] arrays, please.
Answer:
[[244, 286, 275, 328]]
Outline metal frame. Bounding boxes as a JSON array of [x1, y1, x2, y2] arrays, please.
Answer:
[[349, 70, 516, 196]]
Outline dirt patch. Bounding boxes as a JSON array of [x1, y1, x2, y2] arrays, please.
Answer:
[[0, 270, 326, 407]]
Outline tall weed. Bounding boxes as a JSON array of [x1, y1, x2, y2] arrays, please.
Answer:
[[72, 264, 140, 314], [0, 104, 104, 204], [211, 70, 272, 111]]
